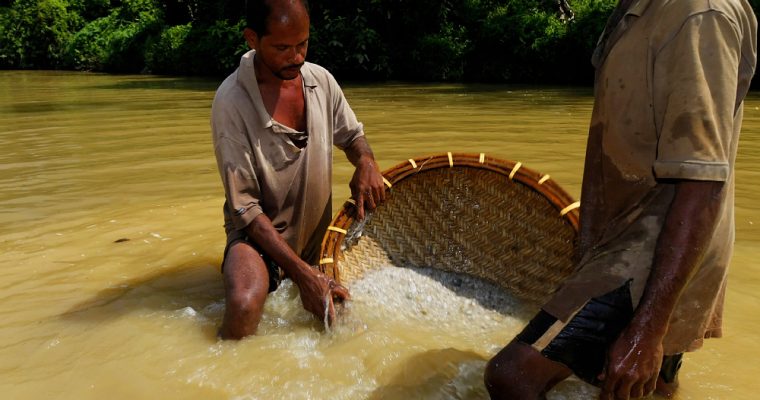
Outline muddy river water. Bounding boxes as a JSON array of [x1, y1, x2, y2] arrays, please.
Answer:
[[1, 71, 759, 399]]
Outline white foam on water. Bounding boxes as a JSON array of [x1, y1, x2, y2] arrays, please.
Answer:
[[186, 266, 598, 399], [177, 306, 197, 318]]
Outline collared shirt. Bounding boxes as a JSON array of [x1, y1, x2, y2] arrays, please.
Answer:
[[543, 0, 757, 353], [211, 50, 364, 263]]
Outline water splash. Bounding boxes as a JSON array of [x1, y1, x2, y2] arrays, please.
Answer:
[[323, 293, 331, 333]]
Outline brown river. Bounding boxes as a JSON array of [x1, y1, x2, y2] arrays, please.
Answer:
[[1, 71, 759, 399]]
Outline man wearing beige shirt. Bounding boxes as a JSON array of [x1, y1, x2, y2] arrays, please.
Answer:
[[485, 0, 756, 399], [211, 0, 386, 340]]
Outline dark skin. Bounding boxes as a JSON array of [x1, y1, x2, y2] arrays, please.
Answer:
[[598, 180, 723, 399], [219, 0, 386, 340], [484, 180, 724, 399]]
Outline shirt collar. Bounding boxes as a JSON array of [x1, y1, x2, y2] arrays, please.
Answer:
[[591, 0, 653, 68], [300, 64, 318, 89], [237, 50, 272, 128], [236, 49, 317, 129]]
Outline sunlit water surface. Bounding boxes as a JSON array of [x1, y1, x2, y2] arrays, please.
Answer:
[[1, 71, 759, 399]]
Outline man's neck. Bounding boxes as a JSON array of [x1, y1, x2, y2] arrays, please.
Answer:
[[253, 59, 276, 86], [252, 55, 306, 131]]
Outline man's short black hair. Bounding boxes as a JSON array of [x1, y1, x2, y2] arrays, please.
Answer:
[[245, 0, 310, 36]]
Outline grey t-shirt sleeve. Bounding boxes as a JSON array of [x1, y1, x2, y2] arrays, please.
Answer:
[[211, 103, 264, 231], [326, 72, 365, 150], [653, 11, 741, 182]]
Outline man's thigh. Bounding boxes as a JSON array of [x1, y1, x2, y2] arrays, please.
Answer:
[[222, 238, 282, 293], [222, 241, 274, 298]]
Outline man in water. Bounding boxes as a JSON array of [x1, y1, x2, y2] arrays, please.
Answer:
[[211, 0, 386, 339], [485, 0, 756, 398]]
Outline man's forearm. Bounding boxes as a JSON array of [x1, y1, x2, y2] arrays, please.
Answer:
[[244, 213, 349, 324], [345, 136, 376, 166], [244, 213, 311, 283], [631, 180, 724, 335]]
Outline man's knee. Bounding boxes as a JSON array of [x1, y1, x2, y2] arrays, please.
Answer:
[[224, 257, 270, 318], [485, 342, 532, 398], [220, 273, 270, 339], [226, 285, 267, 316], [485, 341, 570, 399], [220, 243, 271, 338]]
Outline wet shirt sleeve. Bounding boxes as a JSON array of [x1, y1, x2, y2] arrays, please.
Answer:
[[652, 11, 741, 182], [326, 73, 365, 150], [211, 105, 264, 231]]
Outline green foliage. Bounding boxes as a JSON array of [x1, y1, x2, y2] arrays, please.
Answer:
[[3, 0, 758, 86], [63, 0, 162, 71], [67, 0, 110, 20], [0, 0, 82, 68], [413, 23, 470, 81], [309, 7, 389, 80], [63, 16, 112, 70], [305, 0, 617, 83], [468, 0, 614, 83], [176, 19, 249, 76], [143, 22, 192, 73]]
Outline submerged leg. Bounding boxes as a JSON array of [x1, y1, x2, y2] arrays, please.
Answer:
[[485, 340, 572, 399], [219, 241, 271, 340]]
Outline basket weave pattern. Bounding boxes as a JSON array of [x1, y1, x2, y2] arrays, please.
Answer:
[[321, 153, 579, 304]]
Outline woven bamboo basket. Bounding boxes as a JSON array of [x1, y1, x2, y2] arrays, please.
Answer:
[[319, 153, 580, 305]]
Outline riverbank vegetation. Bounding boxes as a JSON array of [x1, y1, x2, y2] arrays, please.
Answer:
[[2, 0, 759, 85]]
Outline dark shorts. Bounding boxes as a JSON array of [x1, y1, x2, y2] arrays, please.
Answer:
[[222, 237, 283, 293], [516, 281, 682, 385]]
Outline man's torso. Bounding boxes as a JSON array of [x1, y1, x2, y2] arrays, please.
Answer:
[[544, 0, 757, 353], [211, 50, 364, 263]]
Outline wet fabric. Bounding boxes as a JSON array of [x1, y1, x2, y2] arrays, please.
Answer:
[[211, 50, 364, 264], [520, 282, 684, 386], [542, 0, 757, 354], [520, 283, 634, 385]]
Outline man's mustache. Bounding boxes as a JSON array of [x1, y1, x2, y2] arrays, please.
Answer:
[[282, 63, 304, 70]]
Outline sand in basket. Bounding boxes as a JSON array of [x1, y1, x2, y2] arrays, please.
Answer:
[[320, 153, 579, 306]]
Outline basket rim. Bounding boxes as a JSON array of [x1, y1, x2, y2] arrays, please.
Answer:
[[318, 152, 580, 282]]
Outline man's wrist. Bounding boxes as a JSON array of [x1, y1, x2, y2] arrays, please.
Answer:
[[355, 154, 375, 168], [286, 261, 317, 285], [629, 306, 670, 339]]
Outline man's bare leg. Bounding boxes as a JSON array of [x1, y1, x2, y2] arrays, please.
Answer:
[[485, 340, 573, 399], [219, 242, 271, 340]]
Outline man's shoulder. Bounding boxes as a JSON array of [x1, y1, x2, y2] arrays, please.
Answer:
[[301, 61, 340, 89], [212, 69, 246, 109], [302, 61, 332, 78], [659, 0, 754, 25], [649, 0, 756, 49]]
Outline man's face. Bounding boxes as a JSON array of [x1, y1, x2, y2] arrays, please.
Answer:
[[247, 9, 310, 81]]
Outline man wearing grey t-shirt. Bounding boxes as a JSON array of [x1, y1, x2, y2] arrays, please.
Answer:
[[211, 0, 386, 339]]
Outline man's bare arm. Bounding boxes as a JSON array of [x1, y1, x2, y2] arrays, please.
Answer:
[[344, 136, 386, 220], [245, 213, 349, 325], [600, 180, 724, 399]]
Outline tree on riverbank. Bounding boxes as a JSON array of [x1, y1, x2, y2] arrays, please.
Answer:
[[1, 0, 758, 85]]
